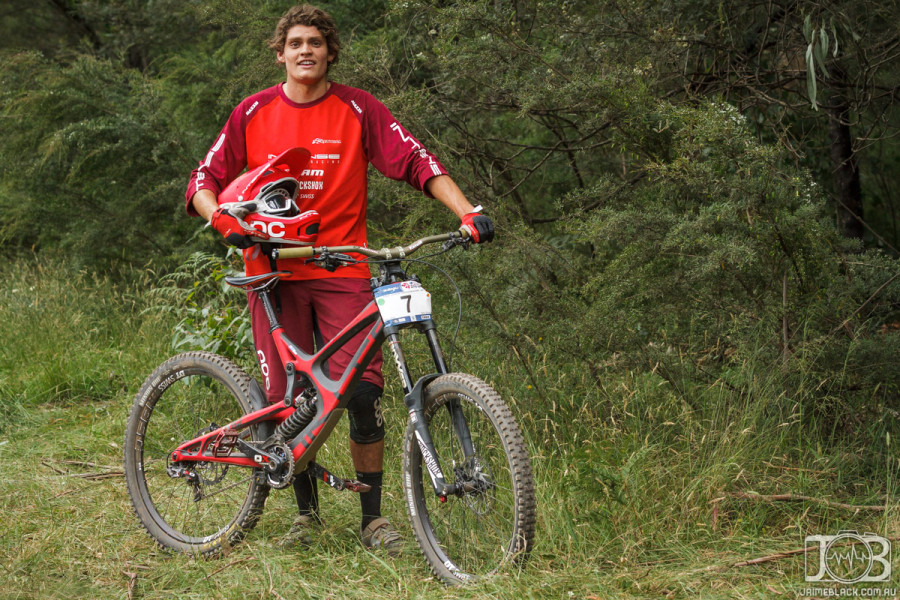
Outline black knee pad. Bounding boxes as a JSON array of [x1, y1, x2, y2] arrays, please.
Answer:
[[347, 381, 385, 444]]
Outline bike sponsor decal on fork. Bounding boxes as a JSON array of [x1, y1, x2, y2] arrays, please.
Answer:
[[415, 430, 443, 486]]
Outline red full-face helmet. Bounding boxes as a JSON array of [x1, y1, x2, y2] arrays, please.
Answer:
[[218, 147, 320, 246]]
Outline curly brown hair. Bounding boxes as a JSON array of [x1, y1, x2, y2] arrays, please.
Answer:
[[267, 4, 341, 69]]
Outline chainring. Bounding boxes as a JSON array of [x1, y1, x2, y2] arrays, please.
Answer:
[[263, 441, 295, 489]]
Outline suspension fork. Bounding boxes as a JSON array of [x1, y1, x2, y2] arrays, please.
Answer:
[[388, 322, 477, 498], [422, 322, 477, 461]]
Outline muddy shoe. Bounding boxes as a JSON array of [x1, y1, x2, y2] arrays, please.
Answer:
[[361, 517, 402, 556], [279, 514, 322, 547]]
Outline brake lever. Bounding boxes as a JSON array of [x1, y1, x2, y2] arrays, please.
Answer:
[[305, 252, 355, 272], [441, 236, 470, 252]]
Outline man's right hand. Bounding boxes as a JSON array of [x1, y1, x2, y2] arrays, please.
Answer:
[[210, 205, 268, 248]]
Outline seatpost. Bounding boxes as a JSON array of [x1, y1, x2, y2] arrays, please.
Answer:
[[257, 289, 282, 333]]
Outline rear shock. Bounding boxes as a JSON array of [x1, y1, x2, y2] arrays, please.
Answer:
[[274, 391, 317, 441]]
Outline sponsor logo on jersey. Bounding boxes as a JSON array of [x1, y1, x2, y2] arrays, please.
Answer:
[[300, 169, 325, 177], [351, 100, 362, 114], [389, 123, 442, 176], [311, 153, 341, 163], [389, 122, 422, 151], [245, 101, 259, 116], [311, 138, 341, 144]]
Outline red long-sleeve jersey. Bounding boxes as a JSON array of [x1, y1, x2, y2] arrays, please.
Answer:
[[186, 82, 448, 280]]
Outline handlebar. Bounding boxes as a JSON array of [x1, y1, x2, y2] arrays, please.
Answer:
[[272, 227, 470, 261]]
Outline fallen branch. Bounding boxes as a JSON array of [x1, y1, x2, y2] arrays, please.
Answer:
[[41, 460, 65, 475], [729, 491, 888, 511], [688, 546, 814, 574], [265, 562, 288, 600], [65, 471, 124, 480], [41, 459, 124, 479], [762, 461, 830, 475], [59, 460, 120, 470]]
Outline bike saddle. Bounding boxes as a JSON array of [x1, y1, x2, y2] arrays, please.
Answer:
[[224, 271, 291, 291]]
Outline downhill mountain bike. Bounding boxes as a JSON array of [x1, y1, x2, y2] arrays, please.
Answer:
[[123, 228, 536, 584]]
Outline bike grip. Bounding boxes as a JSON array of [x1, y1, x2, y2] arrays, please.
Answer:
[[458, 226, 471, 239], [274, 246, 315, 259]]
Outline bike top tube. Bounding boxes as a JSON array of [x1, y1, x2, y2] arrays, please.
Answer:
[[272, 227, 470, 261]]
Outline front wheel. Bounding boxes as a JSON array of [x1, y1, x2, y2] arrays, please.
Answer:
[[123, 352, 270, 556], [402, 373, 536, 584]]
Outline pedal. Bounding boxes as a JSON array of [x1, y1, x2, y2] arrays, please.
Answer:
[[308, 462, 372, 493]]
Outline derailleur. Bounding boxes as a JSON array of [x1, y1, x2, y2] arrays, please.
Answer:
[[166, 463, 205, 502]]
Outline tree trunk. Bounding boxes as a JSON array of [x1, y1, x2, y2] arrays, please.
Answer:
[[828, 104, 864, 239]]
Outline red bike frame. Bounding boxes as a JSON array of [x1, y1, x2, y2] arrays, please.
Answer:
[[168, 280, 385, 471]]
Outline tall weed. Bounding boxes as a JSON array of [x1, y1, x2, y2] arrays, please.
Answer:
[[0, 259, 172, 431]]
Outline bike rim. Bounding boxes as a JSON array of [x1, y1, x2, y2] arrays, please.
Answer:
[[414, 391, 521, 580], [135, 371, 257, 545]]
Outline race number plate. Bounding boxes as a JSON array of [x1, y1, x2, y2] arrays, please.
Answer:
[[374, 281, 432, 327]]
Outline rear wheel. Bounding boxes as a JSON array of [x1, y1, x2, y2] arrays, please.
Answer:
[[123, 352, 269, 555], [402, 373, 536, 584]]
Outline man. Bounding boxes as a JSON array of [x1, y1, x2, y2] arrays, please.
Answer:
[[185, 4, 493, 554]]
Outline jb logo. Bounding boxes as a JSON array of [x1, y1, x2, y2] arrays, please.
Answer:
[[805, 531, 891, 583]]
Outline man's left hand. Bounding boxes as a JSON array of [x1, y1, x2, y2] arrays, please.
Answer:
[[461, 212, 494, 243]]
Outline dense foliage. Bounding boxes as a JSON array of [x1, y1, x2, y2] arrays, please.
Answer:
[[1, 3, 899, 596], [1, 0, 899, 442]]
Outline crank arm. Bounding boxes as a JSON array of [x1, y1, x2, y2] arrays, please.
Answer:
[[308, 462, 372, 493], [235, 438, 283, 470]]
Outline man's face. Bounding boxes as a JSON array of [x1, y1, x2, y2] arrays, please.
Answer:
[[277, 25, 334, 85]]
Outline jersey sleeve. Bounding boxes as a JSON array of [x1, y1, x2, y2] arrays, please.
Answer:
[[356, 91, 448, 195], [184, 102, 250, 216]]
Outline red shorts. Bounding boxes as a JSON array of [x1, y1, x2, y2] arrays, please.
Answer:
[[248, 278, 384, 404]]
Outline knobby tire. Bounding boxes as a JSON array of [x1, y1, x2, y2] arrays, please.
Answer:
[[123, 352, 269, 556], [402, 373, 536, 584]]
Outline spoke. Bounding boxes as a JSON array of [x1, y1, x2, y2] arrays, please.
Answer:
[[198, 474, 254, 501]]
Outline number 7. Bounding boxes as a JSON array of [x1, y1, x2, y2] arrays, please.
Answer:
[[401, 294, 411, 312]]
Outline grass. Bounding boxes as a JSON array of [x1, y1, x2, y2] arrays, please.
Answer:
[[0, 258, 898, 599]]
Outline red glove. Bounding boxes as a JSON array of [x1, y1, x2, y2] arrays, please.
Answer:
[[210, 205, 267, 249], [460, 210, 494, 243]]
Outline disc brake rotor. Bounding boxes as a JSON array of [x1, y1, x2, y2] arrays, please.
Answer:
[[193, 423, 229, 486]]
